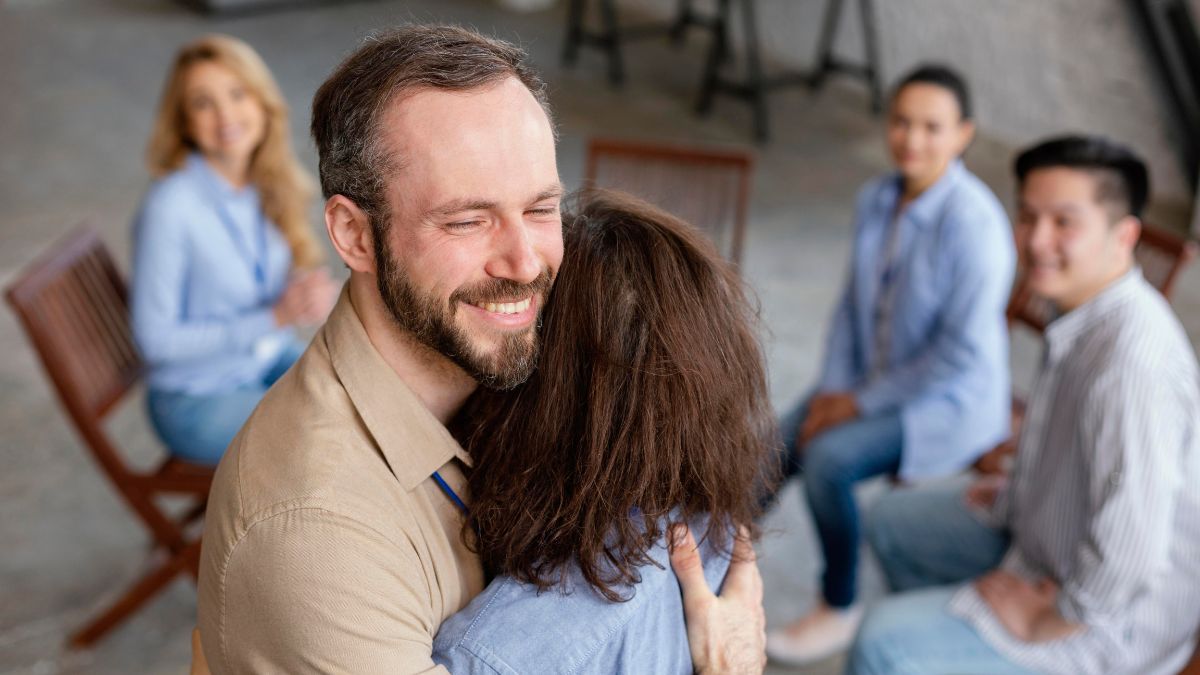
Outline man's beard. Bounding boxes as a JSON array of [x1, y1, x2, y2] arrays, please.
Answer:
[[374, 238, 551, 391]]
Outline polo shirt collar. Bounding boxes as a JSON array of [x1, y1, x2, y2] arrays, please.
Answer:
[[324, 286, 473, 491]]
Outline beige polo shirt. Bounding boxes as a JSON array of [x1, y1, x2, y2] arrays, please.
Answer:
[[197, 288, 484, 674]]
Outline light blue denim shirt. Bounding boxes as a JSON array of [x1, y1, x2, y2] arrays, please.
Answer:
[[818, 160, 1016, 480], [433, 525, 730, 675], [131, 153, 294, 395]]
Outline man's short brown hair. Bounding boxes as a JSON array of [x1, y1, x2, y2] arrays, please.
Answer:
[[310, 25, 553, 228]]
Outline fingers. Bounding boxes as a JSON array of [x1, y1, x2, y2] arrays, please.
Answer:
[[720, 529, 763, 603], [670, 525, 714, 609]]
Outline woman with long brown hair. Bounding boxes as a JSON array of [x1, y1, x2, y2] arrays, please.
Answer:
[[132, 34, 337, 465], [432, 190, 778, 673]]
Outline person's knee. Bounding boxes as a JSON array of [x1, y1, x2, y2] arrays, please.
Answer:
[[803, 434, 854, 490]]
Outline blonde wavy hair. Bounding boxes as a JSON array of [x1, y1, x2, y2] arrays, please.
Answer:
[[147, 34, 323, 268]]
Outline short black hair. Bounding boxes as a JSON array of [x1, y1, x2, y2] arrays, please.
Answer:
[[1014, 135, 1150, 219], [891, 64, 972, 120]]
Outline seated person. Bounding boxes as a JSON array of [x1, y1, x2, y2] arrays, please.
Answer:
[[850, 136, 1200, 675], [434, 191, 777, 674], [132, 35, 336, 465], [768, 64, 1015, 664]]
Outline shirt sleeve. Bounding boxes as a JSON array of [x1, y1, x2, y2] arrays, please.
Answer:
[[816, 271, 859, 392], [1056, 368, 1186, 624], [130, 190, 277, 366], [209, 509, 449, 675], [854, 205, 1014, 415]]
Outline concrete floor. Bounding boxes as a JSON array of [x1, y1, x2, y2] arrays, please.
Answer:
[[2, 1, 1198, 674]]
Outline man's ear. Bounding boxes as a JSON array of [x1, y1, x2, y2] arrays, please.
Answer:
[[956, 119, 977, 156], [325, 195, 376, 274], [1113, 214, 1142, 254]]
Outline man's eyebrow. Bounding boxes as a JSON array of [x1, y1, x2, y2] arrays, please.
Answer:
[[1017, 201, 1084, 214], [426, 198, 498, 218], [532, 184, 566, 203], [425, 185, 565, 219]]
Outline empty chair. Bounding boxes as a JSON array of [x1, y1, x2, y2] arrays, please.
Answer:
[[584, 137, 754, 266], [5, 224, 212, 647]]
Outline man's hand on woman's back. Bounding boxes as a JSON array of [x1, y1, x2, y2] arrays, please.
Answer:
[[671, 526, 766, 674]]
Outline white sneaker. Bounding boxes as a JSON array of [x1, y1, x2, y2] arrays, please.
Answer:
[[766, 603, 863, 666]]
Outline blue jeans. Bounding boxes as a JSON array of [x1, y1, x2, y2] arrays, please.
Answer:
[[776, 397, 903, 608], [846, 586, 1036, 675], [865, 477, 1010, 592], [147, 340, 304, 465]]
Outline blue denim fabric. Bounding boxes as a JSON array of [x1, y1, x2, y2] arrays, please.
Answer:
[[433, 521, 731, 675], [147, 338, 304, 465], [777, 397, 903, 608], [846, 586, 1036, 675], [864, 477, 1009, 592]]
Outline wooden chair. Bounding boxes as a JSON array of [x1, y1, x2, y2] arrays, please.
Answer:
[[584, 137, 754, 266], [975, 222, 1199, 474], [1006, 222, 1199, 333], [1181, 638, 1200, 675], [5, 224, 212, 648]]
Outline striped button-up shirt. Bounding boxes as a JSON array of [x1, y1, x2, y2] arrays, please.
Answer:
[[949, 268, 1200, 675]]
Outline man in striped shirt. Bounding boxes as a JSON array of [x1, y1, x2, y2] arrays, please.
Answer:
[[848, 135, 1200, 674]]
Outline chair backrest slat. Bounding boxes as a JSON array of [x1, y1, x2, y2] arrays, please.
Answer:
[[585, 138, 754, 266], [6, 225, 142, 423]]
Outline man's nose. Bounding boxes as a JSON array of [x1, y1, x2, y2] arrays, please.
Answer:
[[486, 216, 542, 285], [1026, 218, 1054, 257]]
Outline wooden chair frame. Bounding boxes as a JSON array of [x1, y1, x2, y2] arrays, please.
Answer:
[[5, 224, 212, 648], [584, 137, 754, 267]]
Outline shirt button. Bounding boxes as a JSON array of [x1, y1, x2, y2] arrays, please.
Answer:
[[1109, 471, 1122, 487]]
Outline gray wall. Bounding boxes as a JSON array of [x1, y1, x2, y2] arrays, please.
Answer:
[[623, 0, 1193, 209]]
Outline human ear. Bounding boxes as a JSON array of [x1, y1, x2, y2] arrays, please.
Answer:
[[325, 195, 376, 274], [955, 119, 976, 155], [1113, 215, 1142, 254]]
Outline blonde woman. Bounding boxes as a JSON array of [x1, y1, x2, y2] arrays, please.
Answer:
[[132, 34, 336, 465]]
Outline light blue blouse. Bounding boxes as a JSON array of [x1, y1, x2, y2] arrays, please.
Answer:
[[818, 160, 1016, 480], [131, 153, 294, 396], [433, 525, 730, 674]]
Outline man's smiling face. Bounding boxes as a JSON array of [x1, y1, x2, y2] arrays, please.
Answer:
[[371, 76, 563, 389]]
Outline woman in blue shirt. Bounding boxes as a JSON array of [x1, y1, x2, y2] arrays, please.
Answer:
[[133, 35, 337, 465], [433, 191, 777, 674], [766, 65, 1016, 665]]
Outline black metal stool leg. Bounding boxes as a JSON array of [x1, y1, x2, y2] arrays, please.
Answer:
[[599, 0, 625, 86], [670, 0, 692, 44], [740, 0, 770, 141], [563, 0, 586, 66], [859, 0, 884, 112], [808, 0, 844, 90], [695, 0, 732, 115]]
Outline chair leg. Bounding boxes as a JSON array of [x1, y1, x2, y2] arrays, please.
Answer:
[[695, 0, 732, 115], [859, 0, 883, 113], [563, 0, 586, 66], [68, 539, 201, 648], [739, 0, 770, 142], [599, 0, 625, 85]]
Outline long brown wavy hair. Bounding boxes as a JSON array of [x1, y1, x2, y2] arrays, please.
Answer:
[[146, 34, 323, 268], [454, 190, 778, 601]]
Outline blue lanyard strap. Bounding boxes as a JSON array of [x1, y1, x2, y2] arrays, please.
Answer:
[[432, 470, 468, 515], [199, 169, 270, 301]]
